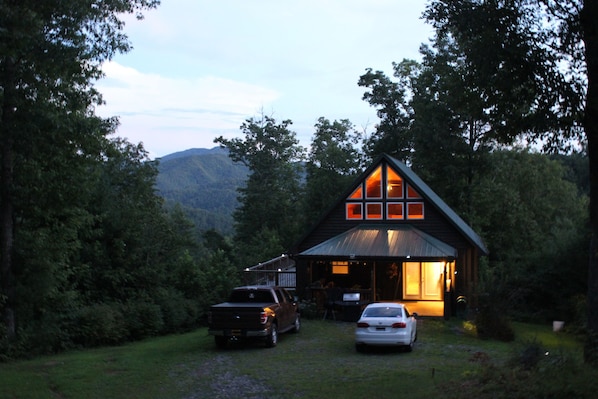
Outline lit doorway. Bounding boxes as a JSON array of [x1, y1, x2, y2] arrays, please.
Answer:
[[402, 262, 443, 300]]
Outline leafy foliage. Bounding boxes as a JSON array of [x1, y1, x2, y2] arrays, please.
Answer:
[[303, 117, 364, 227], [471, 151, 588, 324], [215, 114, 306, 266], [0, 1, 244, 357]]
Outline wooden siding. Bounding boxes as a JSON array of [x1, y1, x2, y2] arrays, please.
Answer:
[[291, 195, 472, 256]]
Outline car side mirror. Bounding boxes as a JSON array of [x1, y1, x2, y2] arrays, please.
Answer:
[[412, 312, 418, 318]]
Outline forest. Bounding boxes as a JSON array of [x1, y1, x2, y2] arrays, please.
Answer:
[[1, 0, 597, 365]]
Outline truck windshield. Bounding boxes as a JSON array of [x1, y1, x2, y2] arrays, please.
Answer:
[[229, 290, 274, 303]]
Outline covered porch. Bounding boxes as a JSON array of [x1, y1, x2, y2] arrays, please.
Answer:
[[297, 224, 457, 319]]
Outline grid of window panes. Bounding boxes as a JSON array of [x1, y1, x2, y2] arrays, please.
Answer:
[[346, 164, 424, 220]]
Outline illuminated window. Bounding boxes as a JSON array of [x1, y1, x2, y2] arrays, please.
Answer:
[[348, 185, 363, 199], [407, 184, 421, 199], [332, 261, 349, 274], [365, 166, 382, 198], [407, 202, 424, 219], [346, 203, 362, 219], [366, 203, 383, 219], [386, 166, 403, 199], [387, 203, 404, 219], [344, 163, 425, 220]]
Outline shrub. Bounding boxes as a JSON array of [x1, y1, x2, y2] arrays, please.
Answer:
[[298, 299, 318, 319], [475, 306, 515, 342], [72, 303, 127, 347], [121, 300, 164, 340], [154, 289, 200, 333], [474, 291, 515, 342], [509, 338, 544, 370]]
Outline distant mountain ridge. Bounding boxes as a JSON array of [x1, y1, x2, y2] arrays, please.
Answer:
[[158, 146, 228, 162], [155, 147, 247, 235]]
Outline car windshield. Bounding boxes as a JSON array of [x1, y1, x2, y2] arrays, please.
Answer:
[[363, 307, 402, 318]]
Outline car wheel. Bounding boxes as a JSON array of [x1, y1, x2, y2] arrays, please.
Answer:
[[292, 314, 301, 333], [355, 343, 366, 353], [405, 337, 414, 352], [214, 336, 228, 349], [265, 323, 278, 348]]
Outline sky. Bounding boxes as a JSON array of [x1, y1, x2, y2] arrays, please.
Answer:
[[95, 0, 434, 159]]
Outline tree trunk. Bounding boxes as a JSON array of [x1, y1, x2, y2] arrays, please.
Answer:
[[0, 57, 17, 341], [582, 0, 598, 366]]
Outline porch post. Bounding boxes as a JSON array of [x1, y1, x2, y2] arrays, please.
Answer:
[[444, 263, 451, 320], [371, 261, 376, 302]]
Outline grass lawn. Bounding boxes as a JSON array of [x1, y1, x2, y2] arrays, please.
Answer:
[[0, 318, 592, 399]]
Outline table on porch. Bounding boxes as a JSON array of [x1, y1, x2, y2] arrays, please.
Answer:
[[306, 288, 372, 321]]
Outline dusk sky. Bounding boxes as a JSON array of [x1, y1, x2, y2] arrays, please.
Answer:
[[95, 0, 433, 159]]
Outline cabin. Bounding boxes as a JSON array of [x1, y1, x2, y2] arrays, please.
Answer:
[[288, 153, 488, 319]]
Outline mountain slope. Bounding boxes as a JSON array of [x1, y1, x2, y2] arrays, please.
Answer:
[[155, 147, 247, 235]]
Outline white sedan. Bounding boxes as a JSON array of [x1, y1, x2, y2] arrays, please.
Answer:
[[355, 302, 417, 352]]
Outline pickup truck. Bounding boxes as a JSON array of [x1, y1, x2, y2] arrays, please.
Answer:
[[207, 285, 301, 348]]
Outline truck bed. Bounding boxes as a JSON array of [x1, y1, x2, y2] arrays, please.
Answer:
[[208, 302, 275, 330]]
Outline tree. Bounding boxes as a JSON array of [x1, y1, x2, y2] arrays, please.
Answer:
[[214, 114, 306, 266], [77, 138, 167, 302], [472, 151, 588, 321], [0, 1, 159, 343], [303, 117, 364, 226], [424, 0, 597, 364], [580, 0, 598, 365], [358, 63, 416, 162]]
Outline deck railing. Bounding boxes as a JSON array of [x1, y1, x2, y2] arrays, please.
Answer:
[[243, 255, 296, 290]]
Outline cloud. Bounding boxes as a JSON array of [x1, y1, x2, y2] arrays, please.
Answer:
[[95, 1, 433, 158], [95, 62, 280, 157]]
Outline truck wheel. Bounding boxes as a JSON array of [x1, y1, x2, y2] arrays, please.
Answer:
[[292, 314, 301, 333], [214, 336, 228, 349], [265, 323, 278, 348]]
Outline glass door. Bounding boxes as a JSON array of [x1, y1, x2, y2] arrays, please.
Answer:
[[402, 261, 443, 300]]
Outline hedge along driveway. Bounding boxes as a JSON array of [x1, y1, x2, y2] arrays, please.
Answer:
[[0, 319, 585, 399]]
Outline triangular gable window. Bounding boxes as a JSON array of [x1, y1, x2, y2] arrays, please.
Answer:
[[365, 166, 382, 198], [346, 162, 425, 221], [348, 185, 363, 199]]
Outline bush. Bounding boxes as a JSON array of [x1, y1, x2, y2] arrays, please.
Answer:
[[509, 338, 544, 370], [72, 303, 127, 347], [474, 293, 515, 342], [154, 289, 200, 333], [121, 300, 164, 340], [298, 299, 318, 319]]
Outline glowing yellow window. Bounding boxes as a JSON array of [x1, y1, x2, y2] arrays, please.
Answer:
[[346, 203, 363, 219], [332, 261, 349, 274], [386, 166, 403, 199], [348, 185, 363, 199], [407, 202, 424, 219], [365, 166, 382, 198], [366, 203, 382, 219], [407, 184, 421, 199], [387, 203, 404, 219]]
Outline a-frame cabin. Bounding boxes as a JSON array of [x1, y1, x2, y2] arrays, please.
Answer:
[[289, 153, 488, 318]]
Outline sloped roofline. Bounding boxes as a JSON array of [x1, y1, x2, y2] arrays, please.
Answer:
[[292, 153, 488, 255], [383, 153, 488, 255], [299, 224, 458, 259]]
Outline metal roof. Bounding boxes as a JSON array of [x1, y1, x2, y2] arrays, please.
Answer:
[[299, 224, 457, 259], [384, 155, 489, 255]]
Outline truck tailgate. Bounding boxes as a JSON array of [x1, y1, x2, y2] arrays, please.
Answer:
[[209, 303, 273, 329]]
